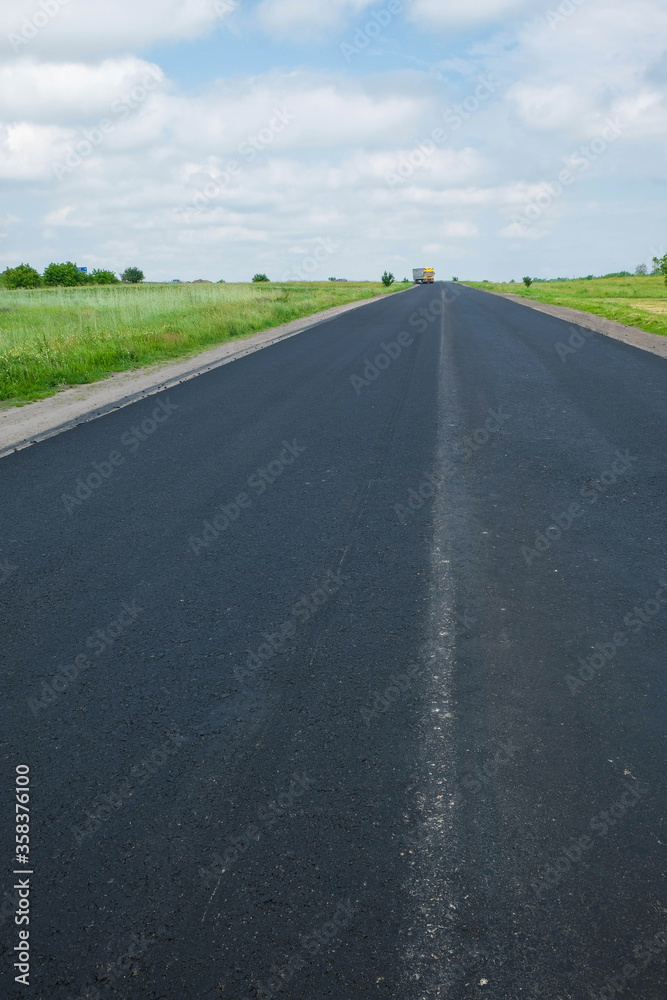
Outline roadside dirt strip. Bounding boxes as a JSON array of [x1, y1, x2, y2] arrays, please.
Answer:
[[494, 291, 667, 360], [0, 291, 411, 459]]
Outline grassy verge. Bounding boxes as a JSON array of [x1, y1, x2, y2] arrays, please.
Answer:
[[463, 276, 667, 339], [0, 280, 411, 406]]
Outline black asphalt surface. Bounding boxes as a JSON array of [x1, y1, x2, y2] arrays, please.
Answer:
[[1, 281, 666, 1000]]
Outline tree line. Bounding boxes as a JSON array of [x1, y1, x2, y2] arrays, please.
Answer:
[[1, 263, 144, 288]]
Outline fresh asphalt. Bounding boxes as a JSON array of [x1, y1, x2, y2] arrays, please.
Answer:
[[1, 282, 666, 999]]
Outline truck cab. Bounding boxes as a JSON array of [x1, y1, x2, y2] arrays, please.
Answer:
[[413, 267, 435, 284]]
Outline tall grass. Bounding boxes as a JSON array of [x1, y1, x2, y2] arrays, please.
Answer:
[[464, 276, 667, 338], [0, 281, 409, 405]]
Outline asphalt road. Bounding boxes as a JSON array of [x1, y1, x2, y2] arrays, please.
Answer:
[[1, 281, 666, 1000]]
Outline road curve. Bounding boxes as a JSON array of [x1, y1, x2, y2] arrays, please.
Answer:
[[1, 281, 666, 999]]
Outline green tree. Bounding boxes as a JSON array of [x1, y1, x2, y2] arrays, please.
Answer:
[[634, 263, 648, 276], [381, 271, 395, 287], [90, 269, 119, 284], [523, 276, 533, 288], [121, 267, 144, 283], [43, 262, 88, 286], [452, 276, 459, 282], [252, 273, 269, 282], [2, 264, 42, 289], [652, 255, 667, 284]]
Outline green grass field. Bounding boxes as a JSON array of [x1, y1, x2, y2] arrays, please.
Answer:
[[463, 276, 667, 339], [0, 280, 411, 406]]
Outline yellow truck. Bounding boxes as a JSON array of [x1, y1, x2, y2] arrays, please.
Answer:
[[413, 267, 435, 284]]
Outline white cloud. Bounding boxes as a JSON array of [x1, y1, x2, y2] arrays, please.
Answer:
[[443, 221, 479, 237], [407, 0, 532, 30], [506, 83, 589, 131], [2, 0, 221, 59], [164, 76, 422, 154], [0, 121, 73, 179], [0, 58, 165, 123], [256, 0, 376, 37], [495, 0, 667, 138]]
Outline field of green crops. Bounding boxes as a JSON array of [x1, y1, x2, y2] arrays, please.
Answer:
[[464, 276, 667, 339], [0, 280, 410, 406]]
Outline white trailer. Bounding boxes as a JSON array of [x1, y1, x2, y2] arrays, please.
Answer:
[[413, 267, 435, 284]]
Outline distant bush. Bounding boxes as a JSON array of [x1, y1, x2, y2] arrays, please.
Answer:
[[452, 276, 459, 282], [652, 255, 667, 285], [3, 264, 42, 289], [91, 269, 119, 284], [523, 276, 533, 288], [121, 267, 144, 284], [381, 271, 395, 287], [635, 263, 648, 276], [252, 273, 269, 283], [43, 262, 88, 286]]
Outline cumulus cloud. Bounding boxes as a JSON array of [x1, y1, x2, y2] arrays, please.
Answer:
[[0, 121, 74, 180], [443, 221, 479, 237], [2, 0, 222, 59], [0, 58, 165, 123], [407, 0, 532, 30], [256, 0, 376, 37], [496, 0, 667, 137], [506, 83, 590, 131]]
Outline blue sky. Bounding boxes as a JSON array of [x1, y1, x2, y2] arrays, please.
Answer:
[[1, 0, 666, 281]]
